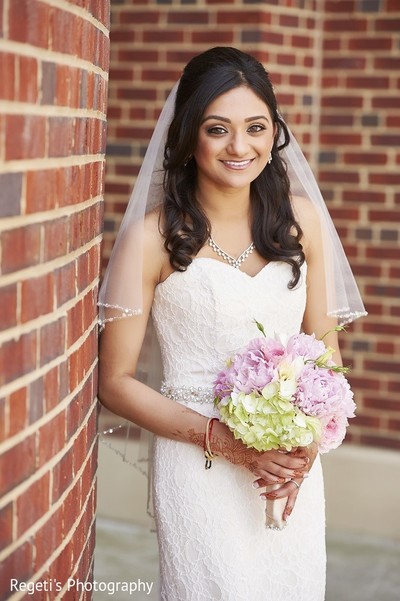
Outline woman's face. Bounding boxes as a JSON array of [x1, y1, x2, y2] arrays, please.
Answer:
[[193, 85, 276, 192]]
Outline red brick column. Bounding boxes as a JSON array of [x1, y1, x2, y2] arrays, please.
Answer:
[[0, 1, 110, 598], [320, 0, 400, 450]]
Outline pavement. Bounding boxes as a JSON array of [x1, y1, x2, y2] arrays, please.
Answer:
[[93, 517, 400, 601]]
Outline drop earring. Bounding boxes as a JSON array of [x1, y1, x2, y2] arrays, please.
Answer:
[[267, 153, 272, 164]]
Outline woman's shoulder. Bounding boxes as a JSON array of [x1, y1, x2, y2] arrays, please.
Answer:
[[143, 209, 169, 282], [291, 194, 320, 227], [291, 195, 321, 255], [291, 195, 319, 224], [143, 208, 163, 244]]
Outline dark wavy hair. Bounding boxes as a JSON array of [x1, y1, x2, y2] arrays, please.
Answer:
[[161, 46, 305, 288]]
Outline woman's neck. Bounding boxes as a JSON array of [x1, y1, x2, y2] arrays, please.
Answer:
[[196, 182, 251, 223]]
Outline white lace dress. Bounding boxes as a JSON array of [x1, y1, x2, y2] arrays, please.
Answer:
[[151, 258, 326, 601]]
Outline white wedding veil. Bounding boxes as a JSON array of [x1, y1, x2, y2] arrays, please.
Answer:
[[98, 80, 366, 328], [97, 52, 367, 506]]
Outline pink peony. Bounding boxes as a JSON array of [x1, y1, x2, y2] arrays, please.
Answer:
[[246, 337, 286, 367], [293, 364, 355, 419], [286, 332, 327, 361], [214, 337, 286, 396], [318, 414, 349, 453], [214, 364, 237, 401]]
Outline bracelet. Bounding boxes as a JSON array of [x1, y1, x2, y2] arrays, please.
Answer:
[[204, 418, 218, 470]]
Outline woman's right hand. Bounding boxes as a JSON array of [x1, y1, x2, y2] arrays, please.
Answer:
[[245, 447, 309, 484], [211, 421, 309, 484]]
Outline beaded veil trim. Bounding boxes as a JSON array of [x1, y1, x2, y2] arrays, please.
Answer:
[[98, 303, 143, 330]]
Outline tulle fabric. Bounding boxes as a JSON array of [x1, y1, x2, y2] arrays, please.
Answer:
[[97, 82, 366, 329]]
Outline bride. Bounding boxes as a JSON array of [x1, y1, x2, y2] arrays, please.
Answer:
[[98, 47, 365, 600]]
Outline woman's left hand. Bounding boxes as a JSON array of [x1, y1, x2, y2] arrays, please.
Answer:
[[253, 442, 318, 521]]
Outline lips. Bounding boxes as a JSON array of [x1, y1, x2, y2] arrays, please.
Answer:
[[221, 159, 254, 170]]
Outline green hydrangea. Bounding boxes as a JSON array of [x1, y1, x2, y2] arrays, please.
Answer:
[[217, 390, 321, 452]]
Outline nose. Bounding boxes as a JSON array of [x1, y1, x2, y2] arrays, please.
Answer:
[[227, 132, 249, 157]]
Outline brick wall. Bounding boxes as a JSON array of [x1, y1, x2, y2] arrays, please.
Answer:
[[320, 0, 400, 450], [0, 1, 109, 598], [103, 0, 399, 453]]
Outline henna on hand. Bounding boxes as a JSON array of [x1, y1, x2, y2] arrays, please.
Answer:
[[187, 428, 205, 448], [187, 425, 258, 472], [187, 422, 310, 480], [212, 433, 258, 472]]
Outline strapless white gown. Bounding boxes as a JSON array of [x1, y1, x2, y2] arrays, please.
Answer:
[[151, 258, 326, 601]]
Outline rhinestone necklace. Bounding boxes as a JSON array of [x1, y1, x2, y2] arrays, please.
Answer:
[[208, 236, 255, 269]]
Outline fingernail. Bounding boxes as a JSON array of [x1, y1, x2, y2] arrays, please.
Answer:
[[259, 494, 266, 501], [303, 473, 309, 479], [252, 481, 260, 489]]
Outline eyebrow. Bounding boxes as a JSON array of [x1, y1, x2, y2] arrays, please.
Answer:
[[201, 114, 270, 124]]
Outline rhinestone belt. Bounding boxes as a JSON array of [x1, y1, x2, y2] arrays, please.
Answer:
[[160, 382, 215, 404]]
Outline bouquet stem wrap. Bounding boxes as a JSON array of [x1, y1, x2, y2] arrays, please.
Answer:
[[264, 483, 287, 530]]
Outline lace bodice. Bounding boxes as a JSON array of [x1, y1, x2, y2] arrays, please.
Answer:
[[152, 258, 307, 390]]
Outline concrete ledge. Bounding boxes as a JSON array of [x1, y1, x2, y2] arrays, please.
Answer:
[[97, 440, 400, 540], [322, 444, 400, 540], [97, 438, 153, 529]]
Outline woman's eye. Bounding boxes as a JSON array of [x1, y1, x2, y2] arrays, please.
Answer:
[[207, 126, 228, 135], [247, 124, 266, 133]]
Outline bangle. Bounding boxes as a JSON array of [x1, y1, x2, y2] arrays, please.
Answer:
[[204, 418, 217, 470]]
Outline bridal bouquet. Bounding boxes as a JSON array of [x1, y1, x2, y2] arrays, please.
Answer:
[[213, 321, 356, 530]]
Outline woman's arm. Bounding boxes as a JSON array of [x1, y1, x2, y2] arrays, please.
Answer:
[[98, 212, 209, 439], [293, 196, 343, 360]]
